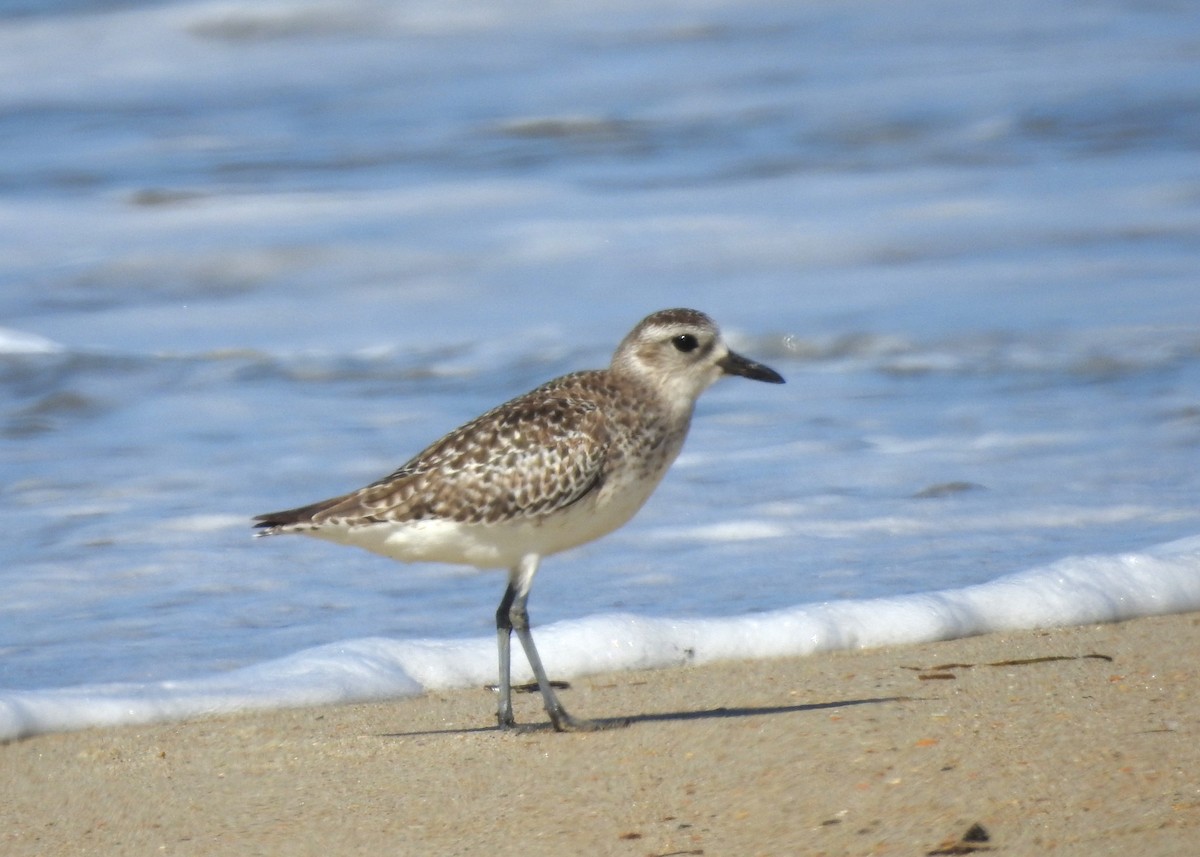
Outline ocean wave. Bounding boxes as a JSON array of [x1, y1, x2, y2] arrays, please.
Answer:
[[3, 534, 1196, 742]]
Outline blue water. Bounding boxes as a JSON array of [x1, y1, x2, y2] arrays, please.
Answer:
[[2, 0, 1199, 737]]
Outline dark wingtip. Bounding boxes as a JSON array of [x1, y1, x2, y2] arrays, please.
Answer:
[[251, 514, 284, 536], [252, 493, 351, 535], [252, 506, 312, 535]]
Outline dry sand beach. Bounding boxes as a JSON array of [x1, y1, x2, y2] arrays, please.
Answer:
[[3, 612, 1198, 856]]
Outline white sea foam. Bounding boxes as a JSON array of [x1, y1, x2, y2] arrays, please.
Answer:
[[0, 327, 63, 355], [3, 535, 1196, 742]]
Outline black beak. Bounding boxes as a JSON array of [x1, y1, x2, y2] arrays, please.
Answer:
[[719, 349, 785, 384]]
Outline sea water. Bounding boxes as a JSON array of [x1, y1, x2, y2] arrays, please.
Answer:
[[1, 0, 1199, 740]]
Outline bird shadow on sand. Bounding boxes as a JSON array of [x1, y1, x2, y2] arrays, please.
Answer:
[[379, 695, 913, 738]]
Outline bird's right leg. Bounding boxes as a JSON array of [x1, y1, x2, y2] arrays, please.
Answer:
[[495, 581, 518, 730], [497, 554, 627, 732]]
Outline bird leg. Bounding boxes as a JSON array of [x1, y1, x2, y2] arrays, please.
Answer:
[[495, 556, 618, 732], [494, 582, 518, 729], [510, 596, 598, 732]]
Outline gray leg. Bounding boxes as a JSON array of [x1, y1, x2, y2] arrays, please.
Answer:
[[495, 583, 517, 729], [496, 555, 621, 732], [509, 593, 598, 731]]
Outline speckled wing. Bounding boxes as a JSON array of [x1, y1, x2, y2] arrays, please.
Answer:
[[254, 386, 610, 532]]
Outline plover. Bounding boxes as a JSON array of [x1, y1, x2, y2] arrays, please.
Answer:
[[254, 308, 784, 731]]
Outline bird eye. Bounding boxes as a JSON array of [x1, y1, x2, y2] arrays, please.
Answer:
[[672, 333, 699, 353]]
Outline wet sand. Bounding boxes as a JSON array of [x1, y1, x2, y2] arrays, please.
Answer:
[[3, 612, 1198, 856]]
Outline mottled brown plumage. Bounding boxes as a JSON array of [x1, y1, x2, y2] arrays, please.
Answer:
[[256, 372, 632, 531], [254, 308, 784, 732]]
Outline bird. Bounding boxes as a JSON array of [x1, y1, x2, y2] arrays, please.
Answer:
[[253, 308, 785, 731]]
